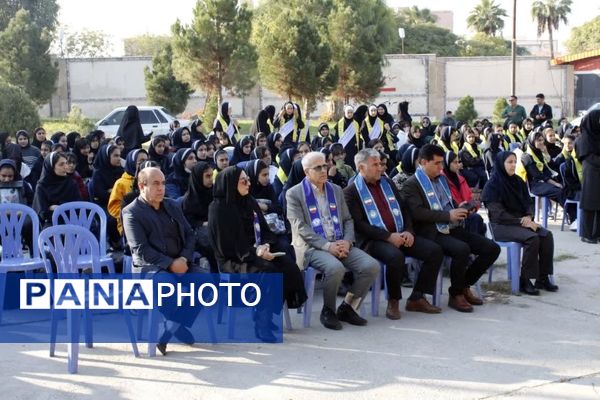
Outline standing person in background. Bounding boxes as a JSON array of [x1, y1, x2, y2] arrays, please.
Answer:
[[530, 93, 553, 128], [334, 106, 363, 169], [502, 95, 527, 127], [213, 101, 240, 145], [574, 110, 600, 244], [117, 106, 152, 157], [252, 105, 276, 136], [273, 102, 305, 147]]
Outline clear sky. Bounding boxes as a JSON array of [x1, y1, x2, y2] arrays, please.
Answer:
[[56, 0, 593, 56]]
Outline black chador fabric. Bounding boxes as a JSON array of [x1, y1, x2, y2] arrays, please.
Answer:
[[182, 161, 213, 226], [481, 151, 532, 215], [230, 136, 253, 165], [33, 152, 81, 221], [171, 127, 192, 150], [117, 105, 151, 153]]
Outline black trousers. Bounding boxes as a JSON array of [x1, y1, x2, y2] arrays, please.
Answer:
[[365, 236, 443, 300], [582, 210, 600, 240], [491, 224, 554, 279], [462, 166, 488, 189], [435, 227, 501, 296]]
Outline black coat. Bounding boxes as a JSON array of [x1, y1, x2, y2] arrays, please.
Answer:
[[529, 103, 553, 127], [343, 176, 414, 248]]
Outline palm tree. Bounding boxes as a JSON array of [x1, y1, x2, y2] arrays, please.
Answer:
[[398, 6, 437, 26], [467, 0, 508, 37], [531, 0, 572, 59]]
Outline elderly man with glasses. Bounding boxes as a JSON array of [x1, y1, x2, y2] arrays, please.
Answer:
[[286, 152, 379, 330]]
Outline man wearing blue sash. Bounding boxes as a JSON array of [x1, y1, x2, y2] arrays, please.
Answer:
[[400, 145, 500, 313], [344, 149, 444, 320], [286, 152, 379, 330]]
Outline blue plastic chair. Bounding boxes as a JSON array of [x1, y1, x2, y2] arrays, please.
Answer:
[[0, 204, 49, 323], [38, 225, 139, 373], [559, 163, 582, 236], [487, 223, 523, 295], [52, 201, 115, 273], [527, 184, 550, 229], [301, 266, 318, 328]]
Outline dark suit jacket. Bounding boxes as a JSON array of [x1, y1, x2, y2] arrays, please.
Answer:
[[399, 175, 452, 240], [122, 196, 195, 272], [529, 103, 553, 126], [343, 176, 414, 248]]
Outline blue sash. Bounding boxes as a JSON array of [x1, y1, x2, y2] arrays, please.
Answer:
[[253, 211, 262, 245], [302, 178, 343, 240], [354, 174, 404, 232], [414, 167, 451, 234]]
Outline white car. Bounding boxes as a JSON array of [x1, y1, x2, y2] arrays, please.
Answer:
[[95, 106, 189, 138], [571, 102, 600, 127]]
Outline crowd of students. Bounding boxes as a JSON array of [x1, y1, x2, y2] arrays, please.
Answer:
[[2, 98, 597, 346]]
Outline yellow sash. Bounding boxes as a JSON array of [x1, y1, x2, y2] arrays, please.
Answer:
[[573, 149, 583, 183], [462, 142, 479, 159]]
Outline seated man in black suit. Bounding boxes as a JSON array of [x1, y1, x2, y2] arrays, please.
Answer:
[[344, 149, 443, 319], [122, 167, 200, 355], [400, 145, 500, 313]]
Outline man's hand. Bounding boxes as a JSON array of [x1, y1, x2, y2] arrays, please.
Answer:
[[328, 242, 343, 258], [387, 232, 405, 248], [336, 240, 351, 258], [169, 258, 188, 274], [449, 208, 468, 222], [399, 231, 414, 247]]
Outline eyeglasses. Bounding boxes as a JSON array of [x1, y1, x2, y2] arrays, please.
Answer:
[[239, 176, 250, 185], [310, 164, 329, 173]]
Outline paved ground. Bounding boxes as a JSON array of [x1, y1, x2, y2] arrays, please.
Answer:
[[2, 222, 600, 400]]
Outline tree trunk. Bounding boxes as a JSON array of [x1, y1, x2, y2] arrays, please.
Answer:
[[217, 60, 223, 106], [548, 23, 554, 59], [327, 98, 344, 121]]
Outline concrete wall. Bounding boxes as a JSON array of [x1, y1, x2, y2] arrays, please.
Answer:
[[43, 55, 574, 123]]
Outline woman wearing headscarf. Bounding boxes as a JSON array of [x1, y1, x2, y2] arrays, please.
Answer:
[[116, 105, 152, 156], [66, 131, 81, 151], [266, 132, 283, 163], [166, 148, 197, 199], [73, 138, 92, 179], [574, 109, 600, 243], [391, 144, 418, 189], [108, 149, 149, 234], [189, 118, 206, 142], [334, 105, 363, 169], [377, 103, 395, 131], [420, 117, 436, 142], [437, 126, 460, 154], [192, 139, 210, 165], [251, 105, 276, 136], [212, 148, 230, 181], [171, 127, 193, 150], [443, 152, 486, 236], [148, 135, 170, 174], [460, 129, 488, 189], [484, 131, 503, 175], [361, 104, 396, 158], [517, 131, 568, 217], [0, 158, 34, 205], [32, 151, 81, 227], [273, 102, 305, 147], [272, 147, 299, 198], [64, 152, 88, 200], [230, 135, 253, 165], [482, 151, 558, 294], [397, 126, 426, 160], [86, 130, 103, 154], [320, 147, 347, 188], [279, 159, 305, 211], [15, 130, 41, 171], [50, 132, 68, 149], [245, 159, 281, 216], [207, 166, 307, 341], [213, 101, 239, 145], [181, 161, 217, 273], [31, 127, 47, 149], [311, 123, 334, 150]]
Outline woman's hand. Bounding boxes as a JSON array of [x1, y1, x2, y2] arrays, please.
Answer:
[[259, 202, 268, 212]]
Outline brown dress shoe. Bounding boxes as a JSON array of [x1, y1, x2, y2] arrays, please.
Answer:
[[463, 288, 483, 306], [405, 297, 442, 314], [448, 294, 473, 313], [386, 299, 401, 320]]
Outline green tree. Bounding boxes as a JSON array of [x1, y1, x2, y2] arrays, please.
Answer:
[[454, 95, 478, 123], [144, 44, 193, 115], [328, 0, 396, 103], [0, 10, 57, 105], [0, 80, 40, 134], [565, 16, 600, 54], [123, 34, 171, 57], [394, 24, 461, 56], [0, 0, 58, 32], [397, 6, 437, 26], [460, 33, 509, 56], [531, 0, 572, 59], [252, 1, 337, 117], [492, 97, 508, 125], [171, 0, 257, 105], [467, 0, 508, 37], [64, 29, 111, 58]]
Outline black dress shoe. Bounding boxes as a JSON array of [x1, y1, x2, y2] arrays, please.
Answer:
[[520, 278, 540, 296], [320, 306, 342, 330], [336, 302, 367, 326], [173, 325, 195, 345], [581, 237, 598, 244], [156, 343, 167, 356], [535, 276, 559, 292]]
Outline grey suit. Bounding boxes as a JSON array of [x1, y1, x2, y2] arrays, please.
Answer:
[[286, 181, 379, 311]]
